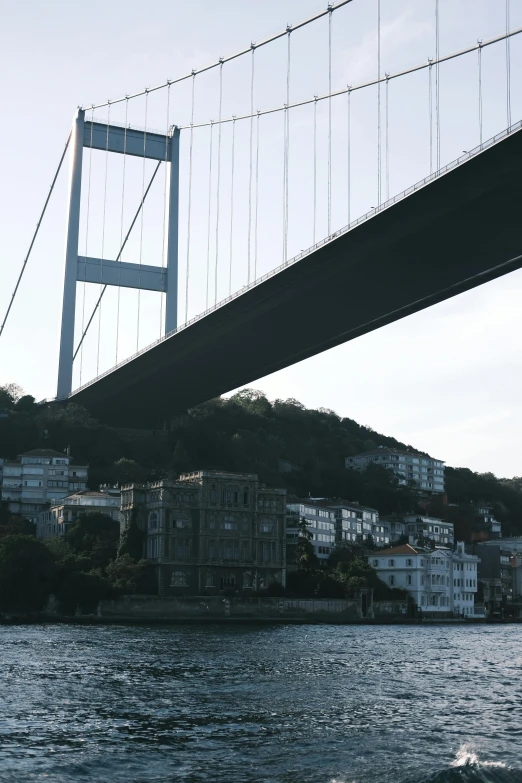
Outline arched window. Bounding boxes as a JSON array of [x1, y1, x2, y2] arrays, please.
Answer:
[[171, 570, 189, 587], [210, 485, 217, 503], [173, 513, 190, 529], [148, 512, 158, 530], [205, 571, 215, 587], [243, 572, 252, 589]]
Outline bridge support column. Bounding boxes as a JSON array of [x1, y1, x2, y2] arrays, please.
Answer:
[[57, 108, 84, 398], [165, 127, 180, 335]]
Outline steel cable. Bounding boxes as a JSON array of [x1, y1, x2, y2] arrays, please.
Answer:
[[185, 76, 195, 322]]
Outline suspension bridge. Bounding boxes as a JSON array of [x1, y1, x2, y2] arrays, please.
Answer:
[[2, 1, 522, 426]]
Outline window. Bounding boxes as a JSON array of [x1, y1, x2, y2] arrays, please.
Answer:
[[372, 559, 378, 567], [148, 512, 159, 530], [243, 488, 250, 506], [243, 572, 252, 588], [406, 559, 412, 567], [205, 571, 215, 587], [407, 575, 412, 585], [220, 575, 236, 589], [389, 575, 395, 586], [260, 521, 275, 533], [174, 515, 190, 529], [175, 539, 191, 560], [388, 559, 395, 567], [147, 537, 159, 558], [171, 570, 189, 587], [210, 485, 217, 503]]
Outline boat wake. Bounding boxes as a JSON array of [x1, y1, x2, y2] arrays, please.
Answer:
[[420, 744, 516, 783]]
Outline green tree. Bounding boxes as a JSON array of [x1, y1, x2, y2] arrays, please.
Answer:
[[67, 512, 120, 569], [296, 517, 320, 573], [117, 509, 145, 561], [106, 554, 147, 594], [0, 535, 56, 612], [112, 458, 147, 486]]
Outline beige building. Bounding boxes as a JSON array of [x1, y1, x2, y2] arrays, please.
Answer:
[[121, 470, 286, 595], [35, 487, 121, 540], [0, 449, 88, 521]]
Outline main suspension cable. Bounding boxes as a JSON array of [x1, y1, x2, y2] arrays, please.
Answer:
[[73, 160, 162, 361], [82, 1, 355, 111], [0, 131, 71, 339], [284, 28, 291, 262], [178, 27, 522, 131]]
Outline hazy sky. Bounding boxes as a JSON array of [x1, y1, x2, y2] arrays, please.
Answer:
[[1, 0, 522, 477]]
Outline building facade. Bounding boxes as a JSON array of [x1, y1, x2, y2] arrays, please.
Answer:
[[345, 447, 445, 494], [285, 501, 336, 563], [121, 470, 286, 595], [370, 542, 479, 616], [35, 487, 121, 540], [0, 449, 88, 520], [403, 516, 454, 546], [472, 543, 513, 615], [321, 501, 379, 545]]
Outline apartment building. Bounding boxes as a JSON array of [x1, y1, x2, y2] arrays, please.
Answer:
[[0, 449, 88, 520], [345, 447, 445, 494], [35, 487, 121, 540], [286, 501, 336, 563], [121, 470, 286, 595], [403, 515, 454, 546]]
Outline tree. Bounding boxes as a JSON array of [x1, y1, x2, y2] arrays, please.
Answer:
[[106, 554, 147, 594], [118, 509, 145, 561], [112, 458, 147, 486], [0, 535, 56, 612], [16, 395, 36, 412], [295, 517, 320, 573], [67, 513, 120, 569]]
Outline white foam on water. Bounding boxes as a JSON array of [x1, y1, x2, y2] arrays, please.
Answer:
[[451, 744, 507, 769]]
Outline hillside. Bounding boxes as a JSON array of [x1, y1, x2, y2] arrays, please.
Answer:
[[1, 385, 522, 538]]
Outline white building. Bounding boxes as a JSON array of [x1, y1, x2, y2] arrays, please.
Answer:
[[369, 542, 480, 616], [325, 501, 382, 545], [403, 516, 454, 546], [35, 488, 121, 540], [346, 447, 445, 494], [286, 501, 336, 561], [0, 449, 88, 521]]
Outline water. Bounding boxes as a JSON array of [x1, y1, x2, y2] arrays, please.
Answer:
[[1, 624, 521, 783]]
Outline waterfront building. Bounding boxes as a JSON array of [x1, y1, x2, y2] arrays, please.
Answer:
[[478, 537, 522, 553], [0, 449, 88, 521], [345, 446, 445, 494], [369, 542, 479, 616], [285, 501, 336, 563], [35, 487, 121, 540], [403, 515, 454, 546], [472, 542, 513, 615], [121, 470, 286, 595], [511, 555, 522, 615]]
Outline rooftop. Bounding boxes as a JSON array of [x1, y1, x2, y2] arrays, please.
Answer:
[[18, 449, 72, 459], [374, 544, 428, 556], [347, 446, 444, 463]]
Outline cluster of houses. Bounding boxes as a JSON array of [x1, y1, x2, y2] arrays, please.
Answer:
[[1, 446, 520, 618]]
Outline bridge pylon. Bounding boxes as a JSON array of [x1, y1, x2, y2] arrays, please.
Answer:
[[56, 108, 180, 399]]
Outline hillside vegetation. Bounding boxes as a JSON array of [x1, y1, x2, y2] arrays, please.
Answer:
[[1, 385, 522, 539]]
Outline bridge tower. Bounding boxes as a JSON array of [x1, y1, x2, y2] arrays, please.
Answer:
[[56, 108, 180, 399]]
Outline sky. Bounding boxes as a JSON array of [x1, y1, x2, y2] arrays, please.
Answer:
[[1, 0, 522, 477]]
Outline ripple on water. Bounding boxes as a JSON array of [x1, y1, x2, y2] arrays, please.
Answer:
[[0, 625, 521, 783]]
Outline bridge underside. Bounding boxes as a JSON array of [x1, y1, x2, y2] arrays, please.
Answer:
[[68, 127, 522, 426]]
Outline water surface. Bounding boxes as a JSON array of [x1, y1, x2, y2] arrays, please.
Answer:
[[0, 624, 521, 782]]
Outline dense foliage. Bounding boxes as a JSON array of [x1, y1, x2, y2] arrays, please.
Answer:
[[2, 384, 522, 541]]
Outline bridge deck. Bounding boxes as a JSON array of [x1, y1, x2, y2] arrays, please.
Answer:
[[68, 125, 522, 426]]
